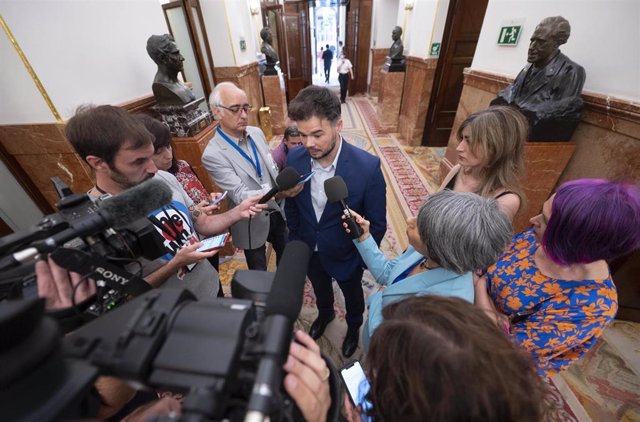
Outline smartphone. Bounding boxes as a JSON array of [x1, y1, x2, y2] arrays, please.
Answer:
[[340, 361, 373, 421], [196, 233, 229, 252], [210, 191, 228, 206], [298, 171, 314, 185]]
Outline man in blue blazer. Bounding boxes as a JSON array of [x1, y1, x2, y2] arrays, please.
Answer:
[[285, 86, 387, 357]]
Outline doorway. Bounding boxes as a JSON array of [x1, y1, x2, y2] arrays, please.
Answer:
[[309, 2, 345, 87], [422, 0, 489, 146]]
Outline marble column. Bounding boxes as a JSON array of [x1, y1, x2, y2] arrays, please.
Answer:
[[261, 74, 288, 136], [376, 70, 406, 132]]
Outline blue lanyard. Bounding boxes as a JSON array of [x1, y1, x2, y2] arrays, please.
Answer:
[[217, 127, 262, 179]]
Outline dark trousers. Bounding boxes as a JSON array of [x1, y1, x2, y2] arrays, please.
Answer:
[[308, 252, 364, 328], [338, 73, 349, 102], [244, 212, 287, 271], [324, 61, 331, 82]]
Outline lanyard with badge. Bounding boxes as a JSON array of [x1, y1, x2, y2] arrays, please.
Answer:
[[217, 127, 264, 182]]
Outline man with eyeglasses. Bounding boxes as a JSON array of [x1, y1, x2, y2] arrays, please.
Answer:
[[202, 82, 302, 270]]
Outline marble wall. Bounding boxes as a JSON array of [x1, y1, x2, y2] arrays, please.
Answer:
[[214, 62, 264, 129], [369, 48, 389, 97], [442, 69, 640, 190], [397, 57, 438, 146], [0, 123, 94, 211], [442, 69, 640, 232]]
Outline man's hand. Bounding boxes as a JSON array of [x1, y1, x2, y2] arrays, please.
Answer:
[[172, 241, 219, 268], [235, 194, 268, 219], [276, 183, 304, 200], [36, 257, 96, 310]]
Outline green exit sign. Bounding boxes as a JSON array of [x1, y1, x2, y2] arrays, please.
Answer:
[[430, 42, 440, 56], [497, 25, 522, 45]]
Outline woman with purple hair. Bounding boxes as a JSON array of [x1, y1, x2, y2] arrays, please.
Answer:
[[474, 179, 640, 377]]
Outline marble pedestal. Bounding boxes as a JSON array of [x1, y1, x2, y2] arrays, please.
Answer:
[[376, 70, 406, 132], [261, 74, 288, 136]]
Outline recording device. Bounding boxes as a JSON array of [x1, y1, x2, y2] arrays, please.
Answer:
[[197, 232, 230, 252], [340, 361, 373, 422], [0, 178, 171, 314], [245, 239, 310, 421], [324, 176, 364, 239], [0, 241, 342, 422], [258, 167, 300, 204]]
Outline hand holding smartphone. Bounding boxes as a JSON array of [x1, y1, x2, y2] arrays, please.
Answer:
[[196, 232, 229, 252], [340, 361, 373, 422]]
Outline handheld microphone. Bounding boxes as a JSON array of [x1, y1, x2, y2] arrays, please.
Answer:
[[0, 179, 172, 270], [324, 176, 364, 239], [245, 240, 311, 422], [258, 167, 300, 204]]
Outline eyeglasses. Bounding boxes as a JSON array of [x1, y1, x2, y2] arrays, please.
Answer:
[[217, 104, 253, 114]]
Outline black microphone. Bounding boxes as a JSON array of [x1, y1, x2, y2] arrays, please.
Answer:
[[0, 179, 172, 269], [324, 176, 364, 239], [258, 167, 300, 204], [245, 240, 311, 422]]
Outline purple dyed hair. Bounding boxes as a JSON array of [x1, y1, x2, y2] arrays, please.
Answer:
[[543, 179, 640, 265]]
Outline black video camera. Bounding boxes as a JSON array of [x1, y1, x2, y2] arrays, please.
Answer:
[[0, 241, 340, 422], [0, 177, 171, 316]]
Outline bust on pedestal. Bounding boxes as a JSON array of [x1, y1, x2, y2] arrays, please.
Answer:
[[260, 27, 279, 76], [146, 34, 211, 137], [384, 26, 406, 72], [490, 16, 586, 141]]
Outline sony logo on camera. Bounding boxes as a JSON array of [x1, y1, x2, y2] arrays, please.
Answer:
[[94, 266, 130, 286]]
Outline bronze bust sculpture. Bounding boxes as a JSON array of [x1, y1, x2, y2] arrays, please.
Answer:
[[384, 26, 406, 72], [260, 27, 279, 76], [146, 34, 196, 106], [491, 16, 586, 141], [388, 26, 404, 59]]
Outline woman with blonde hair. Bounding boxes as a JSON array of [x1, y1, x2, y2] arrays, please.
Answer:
[[439, 106, 527, 221]]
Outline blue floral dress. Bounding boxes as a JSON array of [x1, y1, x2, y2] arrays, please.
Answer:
[[486, 228, 618, 377]]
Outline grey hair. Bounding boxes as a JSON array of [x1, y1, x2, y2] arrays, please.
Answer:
[[417, 190, 512, 274], [209, 81, 241, 119]]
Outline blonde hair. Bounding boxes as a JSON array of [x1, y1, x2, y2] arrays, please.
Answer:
[[457, 106, 527, 202]]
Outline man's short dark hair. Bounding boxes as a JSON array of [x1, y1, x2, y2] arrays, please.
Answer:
[[288, 86, 341, 124], [65, 105, 153, 165]]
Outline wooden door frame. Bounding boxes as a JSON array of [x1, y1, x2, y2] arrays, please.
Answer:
[[162, 0, 217, 97], [422, 0, 458, 146]]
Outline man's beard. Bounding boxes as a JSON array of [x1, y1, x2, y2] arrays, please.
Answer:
[[108, 164, 153, 190], [313, 130, 339, 161]]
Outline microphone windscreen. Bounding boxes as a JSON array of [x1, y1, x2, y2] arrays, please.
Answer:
[[276, 167, 300, 191], [99, 179, 173, 228], [265, 240, 311, 319], [324, 176, 348, 203]]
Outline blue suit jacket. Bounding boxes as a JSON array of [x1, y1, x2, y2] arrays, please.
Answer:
[[285, 140, 387, 280]]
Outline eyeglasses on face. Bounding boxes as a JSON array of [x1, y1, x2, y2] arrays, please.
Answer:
[[217, 104, 253, 114]]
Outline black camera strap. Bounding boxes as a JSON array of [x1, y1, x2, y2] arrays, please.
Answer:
[[50, 248, 151, 296]]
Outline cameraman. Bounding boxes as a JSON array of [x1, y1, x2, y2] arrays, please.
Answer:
[[64, 105, 267, 298]]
